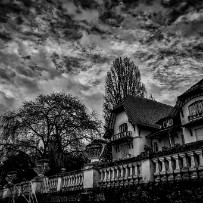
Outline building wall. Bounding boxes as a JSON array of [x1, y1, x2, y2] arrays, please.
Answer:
[[181, 96, 203, 125], [151, 129, 184, 152], [112, 111, 151, 160], [181, 96, 203, 143]]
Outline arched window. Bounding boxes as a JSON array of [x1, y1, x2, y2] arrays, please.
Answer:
[[188, 100, 203, 117]]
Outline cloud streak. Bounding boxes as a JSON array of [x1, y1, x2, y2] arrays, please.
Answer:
[[0, 0, 202, 121]]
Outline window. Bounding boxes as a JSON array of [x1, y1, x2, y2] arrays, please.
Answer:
[[188, 100, 203, 116], [163, 119, 173, 129], [119, 123, 128, 133], [153, 142, 158, 152], [195, 128, 203, 141], [115, 145, 120, 153], [128, 142, 133, 149]]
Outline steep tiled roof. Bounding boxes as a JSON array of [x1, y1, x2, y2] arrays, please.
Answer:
[[121, 95, 173, 128]]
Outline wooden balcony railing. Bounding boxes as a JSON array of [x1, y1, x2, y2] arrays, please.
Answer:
[[110, 131, 133, 143]]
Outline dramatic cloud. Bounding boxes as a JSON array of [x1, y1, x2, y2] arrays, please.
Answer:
[[0, 0, 203, 121]]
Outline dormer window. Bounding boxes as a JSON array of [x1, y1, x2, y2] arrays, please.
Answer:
[[119, 123, 128, 133], [162, 119, 173, 129], [188, 100, 203, 121]]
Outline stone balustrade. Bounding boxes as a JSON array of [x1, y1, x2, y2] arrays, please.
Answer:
[[1, 142, 203, 202], [47, 171, 84, 193], [62, 172, 83, 191], [48, 176, 59, 192], [152, 148, 203, 182], [99, 161, 142, 187]]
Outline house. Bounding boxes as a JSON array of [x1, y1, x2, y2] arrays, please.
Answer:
[[104, 79, 203, 160], [2, 79, 203, 201], [104, 95, 173, 160], [149, 79, 203, 151]]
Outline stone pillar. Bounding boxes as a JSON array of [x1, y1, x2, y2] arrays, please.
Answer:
[[153, 158, 161, 182], [132, 163, 138, 184], [106, 168, 110, 182], [83, 165, 100, 189], [159, 157, 167, 182], [172, 154, 181, 180], [111, 168, 115, 181], [119, 166, 124, 186], [57, 177, 62, 192], [127, 164, 133, 185], [195, 149, 203, 178], [165, 156, 174, 181], [123, 165, 128, 180], [114, 167, 119, 187], [187, 151, 198, 179], [179, 153, 189, 180], [128, 164, 133, 178], [103, 169, 107, 182], [141, 159, 153, 183], [114, 167, 118, 180], [99, 169, 103, 182], [120, 166, 124, 179]]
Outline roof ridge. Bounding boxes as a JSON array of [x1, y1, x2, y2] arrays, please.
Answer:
[[126, 95, 173, 108]]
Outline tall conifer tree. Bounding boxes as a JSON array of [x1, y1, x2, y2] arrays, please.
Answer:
[[103, 57, 146, 127]]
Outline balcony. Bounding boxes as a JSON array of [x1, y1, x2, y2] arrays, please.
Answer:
[[188, 112, 203, 121], [110, 131, 133, 144]]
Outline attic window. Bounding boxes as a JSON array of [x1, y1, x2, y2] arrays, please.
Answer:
[[188, 100, 203, 117], [119, 123, 128, 133]]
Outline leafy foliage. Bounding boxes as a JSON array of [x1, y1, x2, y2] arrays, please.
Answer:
[[103, 57, 146, 127], [0, 152, 36, 185], [0, 92, 102, 174]]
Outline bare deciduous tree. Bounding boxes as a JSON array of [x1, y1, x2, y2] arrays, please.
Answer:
[[0, 92, 102, 172]]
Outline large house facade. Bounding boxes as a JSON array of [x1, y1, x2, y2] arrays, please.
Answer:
[[105, 79, 203, 159], [1, 79, 203, 201]]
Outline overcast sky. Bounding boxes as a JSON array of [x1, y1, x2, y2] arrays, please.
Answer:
[[0, 0, 203, 121]]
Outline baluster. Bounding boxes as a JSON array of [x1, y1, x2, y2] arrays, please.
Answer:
[[103, 169, 107, 182], [111, 167, 115, 182], [172, 154, 181, 180], [81, 174, 83, 185], [128, 164, 133, 185], [128, 164, 132, 178], [195, 149, 203, 178], [187, 151, 198, 179], [165, 156, 174, 181], [152, 158, 161, 182], [179, 153, 189, 180], [99, 169, 103, 182], [137, 163, 142, 183], [132, 163, 138, 184]]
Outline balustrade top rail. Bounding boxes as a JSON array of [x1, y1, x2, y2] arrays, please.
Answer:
[[110, 131, 133, 142], [151, 140, 203, 158], [48, 169, 83, 179]]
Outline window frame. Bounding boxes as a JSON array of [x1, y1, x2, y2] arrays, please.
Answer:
[[119, 123, 128, 133]]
